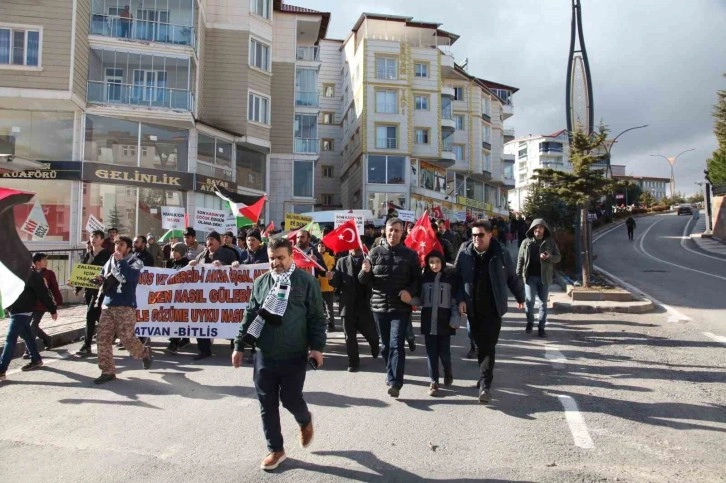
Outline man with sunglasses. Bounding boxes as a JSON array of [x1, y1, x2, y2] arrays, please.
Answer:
[[455, 220, 524, 404]]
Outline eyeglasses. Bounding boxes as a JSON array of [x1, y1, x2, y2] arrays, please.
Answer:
[[472, 233, 488, 238]]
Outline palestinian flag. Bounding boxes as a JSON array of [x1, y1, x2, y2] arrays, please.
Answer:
[[0, 187, 35, 309], [214, 185, 266, 227]]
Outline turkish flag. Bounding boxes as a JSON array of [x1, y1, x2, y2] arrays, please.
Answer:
[[404, 210, 443, 267], [322, 218, 363, 253], [432, 205, 444, 220], [292, 246, 326, 271]]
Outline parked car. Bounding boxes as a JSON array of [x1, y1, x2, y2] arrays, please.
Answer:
[[677, 204, 693, 215]]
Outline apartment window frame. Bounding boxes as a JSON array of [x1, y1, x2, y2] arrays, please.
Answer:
[[454, 114, 465, 130], [248, 91, 271, 125], [414, 127, 430, 145], [322, 84, 335, 97], [453, 144, 465, 161], [375, 89, 398, 114], [0, 24, 42, 68], [414, 61, 429, 78], [321, 193, 334, 206], [375, 55, 398, 80], [414, 94, 429, 111], [453, 86, 464, 101], [249, 37, 271, 72], [321, 111, 334, 125], [250, 0, 272, 19], [375, 124, 399, 150], [293, 159, 314, 198], [321, 139, 334, 152], [321, 165, 334, 178]]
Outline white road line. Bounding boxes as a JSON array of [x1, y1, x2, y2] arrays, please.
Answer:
[[545, 346, 567, 369], [680, 217, 726, 262], [594, 265, 692, 323], [557, 395, 595, 449], [592, 221, 627, 243], [703, 332, 726, 345], [3, 352, 70, 377], [637, 218, 726, 282]]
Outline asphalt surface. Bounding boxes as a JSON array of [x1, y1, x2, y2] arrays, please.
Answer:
[[1, 237, 724, 482]]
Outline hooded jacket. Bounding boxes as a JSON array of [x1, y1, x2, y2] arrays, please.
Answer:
[[516, 218, 561, 285], [411, 252, 459, 336], [7, 269, 58, 315]]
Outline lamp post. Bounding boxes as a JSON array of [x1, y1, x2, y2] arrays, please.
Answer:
[[650, 149, 695, 198], [604, 124, 649, 178]]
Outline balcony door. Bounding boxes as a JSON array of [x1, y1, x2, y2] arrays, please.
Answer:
[[136, 9, 170, 42], [133, 70, 167, 105], [104, 68, 123, 102]]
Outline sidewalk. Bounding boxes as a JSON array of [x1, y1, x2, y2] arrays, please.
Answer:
[[0, 304, 87, 357], [690, 213, 726, 256]]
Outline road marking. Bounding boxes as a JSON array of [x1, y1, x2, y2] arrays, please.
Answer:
[[703, 332, 726, 345], [545, 346, 567, 369], [592, 221, 628, 243], [637, 218, 726, 282], [557, 395, 595, 449], [680, 217, 726, 262], [2, 351, 70, 377], [594, 265, 692, 324]]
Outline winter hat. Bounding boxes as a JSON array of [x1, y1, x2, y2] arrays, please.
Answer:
[[246, 230, 262, 242], [172, 242, 187, 257], [206, 231, 222, 243]]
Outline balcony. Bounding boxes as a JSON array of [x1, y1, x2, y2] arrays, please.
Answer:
[[296, 46, 320, 62], [294, 138, 319, 154], [87, 81, 193, 110], [90, 2, 196, 49], [502, 101, 513, 120], [440, 51, 455, 74], [502, 153, 515, 163], [376, 138, 398, 150], [504, 127, 515, 139], [482, 170, 492, 180], [481, 112, 491, 123], [295, 91, 319, 108], [441, 102, 455, 134], [482, 141, 492, 151]]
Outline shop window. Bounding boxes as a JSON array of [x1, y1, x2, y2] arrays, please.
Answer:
[[236, 144, 266, 191], [367, 155, 405, 185], [197, 133, 233, 181], [4, 179, 72, 242], [0, 110, 73, 161], [293, 160, 314, 198]]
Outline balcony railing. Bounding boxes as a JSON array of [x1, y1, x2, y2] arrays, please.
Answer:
[[296, 46, 320, 61], [482, 170, 492, 180], [482, 141, 492, 150], [87, 80, 193, 111], [442, 104, 453, 120], [481, 112, 491, 122], [294, 138, 319, 154], [295, 91, 319, 107], [90, 14, 196, 48], [376, 138, 398, 149]]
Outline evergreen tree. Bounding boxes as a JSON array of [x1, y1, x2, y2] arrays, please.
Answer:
[[107, 204, 124, 233], [706, 75, 726, 185]]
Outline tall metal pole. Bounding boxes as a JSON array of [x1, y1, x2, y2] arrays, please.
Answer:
[[605, 124, 649, 178], [650, 148, 695, 197]]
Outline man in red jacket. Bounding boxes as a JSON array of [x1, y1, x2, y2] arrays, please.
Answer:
[[23, 253, 62, 357]]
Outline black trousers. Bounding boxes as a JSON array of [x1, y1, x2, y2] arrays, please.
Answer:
[[342, 312, 379, 366], [470, 312, 502, 390], [253, 353, 311, 452], [29, 311, 51, 345], [83, 291, 102, 348], [197, 338, 212, 356]]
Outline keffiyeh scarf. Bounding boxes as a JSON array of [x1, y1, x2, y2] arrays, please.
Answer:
[[244, 262, 296, 342]]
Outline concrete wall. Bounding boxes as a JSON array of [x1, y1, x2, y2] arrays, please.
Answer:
[[712, 195, 726, 240]]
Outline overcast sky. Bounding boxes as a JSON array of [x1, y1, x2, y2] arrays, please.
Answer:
[[304, 0, 726, 195]]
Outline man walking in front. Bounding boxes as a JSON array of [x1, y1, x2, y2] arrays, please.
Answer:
[[516, 218, 561, 337], [94, 236, 152, 384], [359, 217, 420, 398], [456, 220, 524, 404], [25, 252, 62, 355], [75, 230, 111, 357], [232, 237, 326, 471], [625, 216, 636, 241]]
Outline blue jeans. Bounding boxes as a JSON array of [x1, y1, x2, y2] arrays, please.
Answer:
[[0, 313, 41, 372], [525, 276, 549, 330], [373, 312, 410, 389], [424, 334, 452, 383]]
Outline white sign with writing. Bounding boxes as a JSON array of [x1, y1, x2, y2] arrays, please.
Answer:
[[85, 214, 106, 234], [20, 200, 50, 240], [397, 209, 416, 223], [194, 207, 226, 232], [161, 206, 186, 230], [224, 213, 238, 234], [334, 212, 364, 233]]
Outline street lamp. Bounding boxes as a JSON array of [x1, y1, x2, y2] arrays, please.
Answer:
[[650, 148, 695, 198], [604, 124, 649, 178]]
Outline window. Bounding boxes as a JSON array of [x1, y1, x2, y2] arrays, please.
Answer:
[[296, 68, 318, 106], [293, 160, 314, 198], [1, 110, 74, 161], [248, 92, 270, 124], [323, 84, 335, 97], [414, 62, 428, 78], [454, 115, 465, 130], [453, 145, 465, 161], [321, 139, 334, 151], [375, 125, 398, 149], [294, 114, 317, 153], [322, 165, 334, 178], [321, 194, 334, 206], [249, 38, 270, 71], [453, 87, 464, 101], [367, 155, 405, 184], [376, 56, 397, 80], [415, 128, 430, 144], [376, 90, 397, 113], [0, 27, 40, 66], [197, 133, 233, 180], [518, 146, 527, 158], [414, 95, 429, 110], [482, 96, 491, 116], [321, 112, 334, 124], [250, 0, 271, 19]]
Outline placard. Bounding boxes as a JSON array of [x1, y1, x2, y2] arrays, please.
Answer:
[[161, 206, 186, 229], [85, 214, 106, 234], [69, 263, 102, 289], [194, 207, 226, 232], [397, 209, 415, 223], [334, 212, 364, 233], [20, 200, 49, 239], [285, 213, 313, 230]]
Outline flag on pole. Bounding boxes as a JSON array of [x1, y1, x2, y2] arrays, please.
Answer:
[[213, 185, 266, 227], [321, 218, 364, 254], [292, 246, 326, 271], [404, 210, 444, 266], [0, 187, 35, 309], [261, 221, 275, 239]]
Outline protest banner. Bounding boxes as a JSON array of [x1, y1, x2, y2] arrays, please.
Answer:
[[85, 214, 106, 234], [284, 213, 312, 230], [397, 209, 415, 223], [224, 213, 238, 233], [134, 264, 269, 339], [70, 263, 102, 289], [20, 200, 50, 239], [334, 211, 364, 233], [161, 206, 186, 229], [193, 207, 226, 232]]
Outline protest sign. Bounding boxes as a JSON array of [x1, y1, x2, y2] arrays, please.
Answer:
[[284, 213, 313, 230], [194, 207, 226, 232], [70, 263, 102, 289], [334, 212, 364, 233], [21, 200, 50, 239], [85, 214, 106, 234], [134, 264, 269, 339], [397, 209, 415, 223], [161, 206, 186, 229]]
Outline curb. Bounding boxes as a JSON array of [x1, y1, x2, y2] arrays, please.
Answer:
[[2, 326, 86, 359], [552, 299, 655, 314]]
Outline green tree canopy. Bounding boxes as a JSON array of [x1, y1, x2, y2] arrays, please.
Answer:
[[706, 75, 726, 185]]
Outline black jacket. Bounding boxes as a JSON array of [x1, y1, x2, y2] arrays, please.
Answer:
[[358, 242, 420, 313], [7, 269, 58, 315], [195, 246, 237, 266], [134, 249, 155, 267], [79, 248, 111, 297], [414, 267, 458, 336], [330, 254, 370, 317], [242, 245, 269, 264], [171, 257, 189, 270]]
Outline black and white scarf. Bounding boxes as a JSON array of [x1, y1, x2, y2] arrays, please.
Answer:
[[244, 262, 296, 342]]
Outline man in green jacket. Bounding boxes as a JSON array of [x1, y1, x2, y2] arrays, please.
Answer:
[[516, 218, 561, 337], [232, 236, 326, 472]]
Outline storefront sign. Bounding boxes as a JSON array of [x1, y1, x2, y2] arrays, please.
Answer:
[[1, 161, 82, 181], [456, 196, 487, 211], [83, 162, 194, 190], [20, 200, 50, 239], [397, 209, 416, 223], [334, 212, 364, 233], [161, 206, 186, 230], [285, 213, 313, 230], [69, 263, 102, 289], [194, 207, 226, 232], [135, 264, 270, 338], [85, 214, 106, 233], [194, 174, 237, 194]]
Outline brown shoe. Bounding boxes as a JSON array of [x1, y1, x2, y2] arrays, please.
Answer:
[[299, 412, 314, 448], [260, 451, 286, 471]]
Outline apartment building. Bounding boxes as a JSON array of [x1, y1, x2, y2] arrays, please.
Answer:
[[335, 14, 517, 223], [611, 165, 668, 203]]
